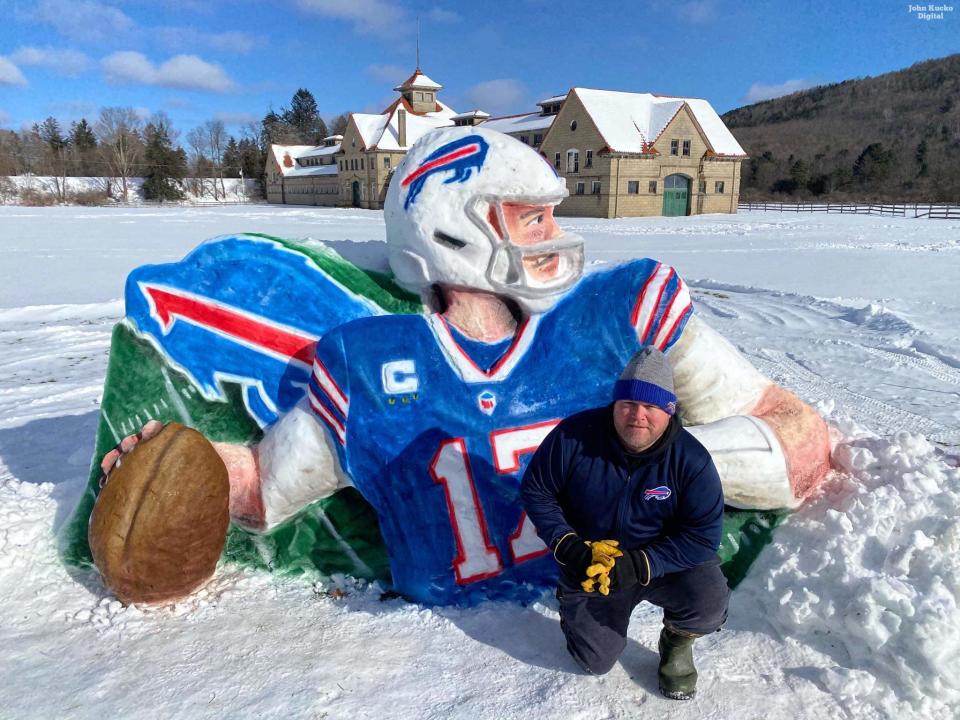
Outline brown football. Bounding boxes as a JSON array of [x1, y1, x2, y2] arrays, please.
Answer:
[[89, 422, 230, 604]]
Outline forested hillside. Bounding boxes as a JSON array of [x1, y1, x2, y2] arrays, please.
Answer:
[[724, 54, 960, 202]]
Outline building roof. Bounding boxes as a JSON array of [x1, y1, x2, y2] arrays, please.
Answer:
[[394, 69, 443, 91], [537, 94, 567, 106], [270, 144, 319, 176], [451, 110, 491, 121], [480, 111, 554, 135], [350, 100, 457, 151], [571, 88, 746, 156], [284, 164, 339, 178], [300, 144, 342, 159]]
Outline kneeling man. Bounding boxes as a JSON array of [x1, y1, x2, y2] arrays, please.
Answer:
[[521, 347, 729, 700]]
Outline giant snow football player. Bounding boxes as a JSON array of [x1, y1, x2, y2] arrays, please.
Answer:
[[100, 127, 831, 605]]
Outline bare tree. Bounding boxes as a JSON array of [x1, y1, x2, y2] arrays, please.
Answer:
[[185, 126, 209, 199], [95, 107, 144, 201], [204, 120, 228, 200]]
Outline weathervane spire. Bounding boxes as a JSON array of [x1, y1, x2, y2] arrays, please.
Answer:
[[416, 16, 421, 71]]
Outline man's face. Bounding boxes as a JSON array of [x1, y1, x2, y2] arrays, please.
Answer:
[[612, 400, 671, 453], [492, 202, 563, 284]]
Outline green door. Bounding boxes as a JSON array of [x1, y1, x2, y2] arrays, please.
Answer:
[[662, 174, 690, 216], [351, 181, 361, 207]]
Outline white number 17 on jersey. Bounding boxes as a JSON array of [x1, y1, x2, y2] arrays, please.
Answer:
[[429, 420, 559, 585]]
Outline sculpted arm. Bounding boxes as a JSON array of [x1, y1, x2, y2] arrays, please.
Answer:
[[214, 398, 351, 531], [666, 314, 831, 509]]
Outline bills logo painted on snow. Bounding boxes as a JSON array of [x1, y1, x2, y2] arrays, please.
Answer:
[[477, 390, 497, 415], [402, 135, 490, 209], [644, 486, 672, 501]]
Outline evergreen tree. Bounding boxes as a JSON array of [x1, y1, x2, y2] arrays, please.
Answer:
[[222, 136, 242, 178], [237, 138, 264, 180], [35, 117, 70, 200], [789, 159, 809, 189], [282, 88, 328, 143], [70, 119, 98, 175], [261, 109, 300, 145], [36, 117, 68, 151], [329, 112, 350, 137], [853, 143, 894, 187], [142, 117, 186, 202], [914, 140, 928, 177]]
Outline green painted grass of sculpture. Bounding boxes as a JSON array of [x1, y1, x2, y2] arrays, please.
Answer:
[[63, 234, 785, 590]]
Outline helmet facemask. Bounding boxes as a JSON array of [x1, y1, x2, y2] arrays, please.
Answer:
[[464, 195, 584, 303]]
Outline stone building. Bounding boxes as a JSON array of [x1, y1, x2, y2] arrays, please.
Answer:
[[265, 70, 456, 210], [536, 88, 746, 217], [264, 72, 746, 217]]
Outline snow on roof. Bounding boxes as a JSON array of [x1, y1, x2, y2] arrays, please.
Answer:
[[323, 134, 344, 141], [283, 164, 339, 178], [480, 112, 554, 135], [394, 70, 442, 91], [375, 106, 454, 151], [270, 144, 320, 176], [683, 98, 747, 156], [351, 114, 391, 149], [451, 110, 491, 120], [537, 94, 567, 106], [299, 144, 341, 159], [572, 88, 746, 156]]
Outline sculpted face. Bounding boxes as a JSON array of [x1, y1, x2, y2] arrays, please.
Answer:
[[612, 400, 671, 453], [490, 202, 563, 284]]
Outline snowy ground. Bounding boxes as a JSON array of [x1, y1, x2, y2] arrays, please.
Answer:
[[1, 206, 958, 719]]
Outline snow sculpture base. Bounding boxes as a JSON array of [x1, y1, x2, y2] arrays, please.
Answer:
[[63, 233, 786, 601]]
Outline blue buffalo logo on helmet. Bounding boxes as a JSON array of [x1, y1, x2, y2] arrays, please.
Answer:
[[401, 135, 490, 209]]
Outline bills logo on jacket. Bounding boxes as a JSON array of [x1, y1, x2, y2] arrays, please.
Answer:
[[644, 486, 672, 501], [402, 135, 490, 209]]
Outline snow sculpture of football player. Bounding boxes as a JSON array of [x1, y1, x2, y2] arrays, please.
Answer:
[[103, 127, 830, 605]]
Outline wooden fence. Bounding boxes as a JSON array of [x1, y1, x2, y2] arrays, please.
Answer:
[[738, 202, 960, 219]]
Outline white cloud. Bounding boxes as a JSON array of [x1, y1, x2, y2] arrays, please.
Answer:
[[428, 7, 462, 23], [463, 79, 528, 116], [10, 46, 92, 77], [366, 63, 408, 84], [675, 0, 717, 23], [214, 111, 259, 126], [101, 52, 237, 92], [47, 100, 98, 116], [744, 79, 817, 104], [0, 110, 10, 127], [154, 27, 259, 54], [296, 0, 408, 39], [0, 57, 28, 86], [31, 0, 135, 44]]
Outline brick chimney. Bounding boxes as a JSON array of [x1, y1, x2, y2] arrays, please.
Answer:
[[398, 108, 407, 148]]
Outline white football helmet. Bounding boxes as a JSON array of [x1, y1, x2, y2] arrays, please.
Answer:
[[385, 126, 584, 314]]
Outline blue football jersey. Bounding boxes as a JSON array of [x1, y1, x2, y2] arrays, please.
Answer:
[[307, 258, 692, 605]]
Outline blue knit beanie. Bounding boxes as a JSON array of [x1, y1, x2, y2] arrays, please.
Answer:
[[612, 347, 677, 415]]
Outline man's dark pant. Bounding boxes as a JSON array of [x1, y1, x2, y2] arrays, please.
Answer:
[[557, 556, 729, 675]]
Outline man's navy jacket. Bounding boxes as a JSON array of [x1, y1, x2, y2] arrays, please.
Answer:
[[520, 405, 724, 579]]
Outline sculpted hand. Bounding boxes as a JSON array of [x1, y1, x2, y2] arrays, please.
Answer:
[[98, 420, 166, 487]]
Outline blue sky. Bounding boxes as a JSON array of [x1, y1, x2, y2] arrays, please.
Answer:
[[1, 0, 957, 135]]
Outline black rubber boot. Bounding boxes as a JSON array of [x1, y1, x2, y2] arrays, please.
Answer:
[[658, 627, 698, 700]]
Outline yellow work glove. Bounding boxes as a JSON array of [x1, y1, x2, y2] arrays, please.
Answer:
[[580, 540, 622, 595]]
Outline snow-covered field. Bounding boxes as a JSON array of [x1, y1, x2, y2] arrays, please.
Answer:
[[1, 206, 958, 719]]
